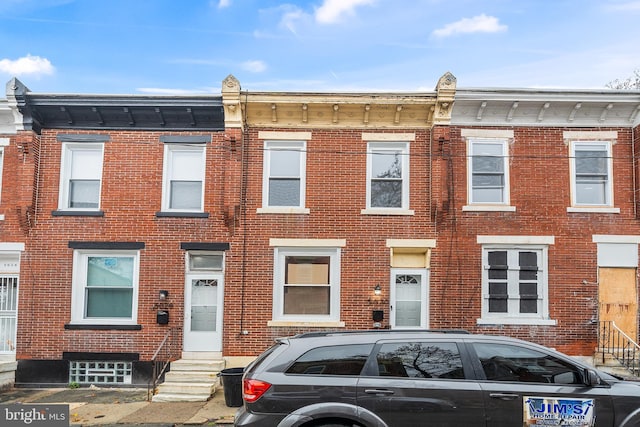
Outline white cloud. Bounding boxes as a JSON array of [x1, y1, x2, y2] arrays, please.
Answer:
[[241, 60, 267, 73], [217, 0, 230, 8], [0, 54, 55, 76], [280, 6, 307, 35], [315, 0, 375, 24], [605, 1, 640, 11], [432, 14, 507, 38]]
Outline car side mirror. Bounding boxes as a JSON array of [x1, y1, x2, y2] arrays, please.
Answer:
[[583, 368, 603, 387]]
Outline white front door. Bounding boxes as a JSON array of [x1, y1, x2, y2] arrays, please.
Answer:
[[183, 273, 223, 352], [390, 269, 428, 329], [0, 275, 18, 353]]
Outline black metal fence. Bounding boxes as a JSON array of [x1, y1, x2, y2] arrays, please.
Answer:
[[147, 327, 180, 401], [598, 321, 640, 376]]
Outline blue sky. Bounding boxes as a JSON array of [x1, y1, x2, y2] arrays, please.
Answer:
[[1, 0, 639, 94]]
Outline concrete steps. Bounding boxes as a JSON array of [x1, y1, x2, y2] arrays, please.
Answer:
[[0, 360, 17, 391], [593, 352, 640, 378], [152, 357, 225, 402]]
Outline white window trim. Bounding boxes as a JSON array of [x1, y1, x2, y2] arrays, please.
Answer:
[[271, 246, 341, 324], [477, 240, 556, 326], [362, 141, 412, 215], [260, 140, 307, 212], [70, 250, 140, 325], [464, 137, 514, 211], [0, 139, 6, 221], [58, 143, 104, 211], [567, 140, 617, 213], [161, 144, 206, 213]]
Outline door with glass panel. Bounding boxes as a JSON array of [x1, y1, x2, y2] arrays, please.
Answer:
[[184, 273, 223, 352], [390, 269, 428, 329], [0, 275, 18, 353]]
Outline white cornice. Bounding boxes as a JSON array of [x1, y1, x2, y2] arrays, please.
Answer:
[[452, 87, 640, 128], [0, 100, 21, 134]]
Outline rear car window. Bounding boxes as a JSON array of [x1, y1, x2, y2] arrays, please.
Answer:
[[375, 342, 465, 379], [286, 344, 374, 375]]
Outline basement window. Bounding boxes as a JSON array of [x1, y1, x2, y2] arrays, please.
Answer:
[[69, 361, 132, 385]]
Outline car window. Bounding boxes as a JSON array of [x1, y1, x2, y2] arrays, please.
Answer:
[[472, 343, 582, 384], [286, 344, 373, 375], [375, 342, 465, 379]]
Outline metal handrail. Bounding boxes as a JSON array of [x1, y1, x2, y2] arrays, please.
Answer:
[[598, 321, 640, 376], [147, 327, 179, 401]]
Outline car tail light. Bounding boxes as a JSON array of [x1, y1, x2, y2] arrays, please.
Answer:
[[243, 378, 272, 403]]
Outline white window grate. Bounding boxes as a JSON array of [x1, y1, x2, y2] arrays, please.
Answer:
[[69, 361, 132, 385]]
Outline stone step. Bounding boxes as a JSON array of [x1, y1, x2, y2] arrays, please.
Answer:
[[155, 381, 216, 395], [151, 391, 214, 402], [152, 357, 225, 402], [164, 370, 220, 383], [0, 361, 16, 391], [169, 359, 225, 372]]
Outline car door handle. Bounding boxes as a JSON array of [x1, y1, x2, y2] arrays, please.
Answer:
[[489, 393, 519, 400], [364, 389, 395, 395]]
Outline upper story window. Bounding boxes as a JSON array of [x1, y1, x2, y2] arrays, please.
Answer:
[[262, 141, 306, 210], [570, 141, 613, 207], [0, 138, 7, 213], [477, 236, 556, 326], [70, 249, 140, 325], [468, 138, 510, 205], [565, 131, 618, 214], [162, 144, 205, 212], [59, 143, 104, 211], [461, 129, 514, 212], [365, 142, 410, 213]]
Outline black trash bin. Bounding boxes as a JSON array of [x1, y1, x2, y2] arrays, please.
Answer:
[[219, 367, 244, 407]]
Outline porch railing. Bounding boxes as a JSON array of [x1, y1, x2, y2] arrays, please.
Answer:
[[598, 321, 640, 376], [147, 327, 180, 401]]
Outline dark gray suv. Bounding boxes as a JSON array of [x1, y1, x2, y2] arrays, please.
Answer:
[[234, 330, 640, 427]]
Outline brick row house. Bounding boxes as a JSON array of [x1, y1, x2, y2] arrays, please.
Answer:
[[1, 74, 640, 395]]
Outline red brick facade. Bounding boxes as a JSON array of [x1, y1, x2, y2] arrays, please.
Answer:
[[3, 75, 640, 385]]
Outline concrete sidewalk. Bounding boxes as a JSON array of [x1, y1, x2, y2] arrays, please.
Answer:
[[0, 386, 238, 426]]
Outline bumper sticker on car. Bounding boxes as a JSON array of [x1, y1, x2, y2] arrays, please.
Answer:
[[523, 397, 595, 426]]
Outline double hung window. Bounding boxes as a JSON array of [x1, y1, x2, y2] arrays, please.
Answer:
[[468, 138, 509, 205], [262, 141, 306, 209], [71, 250, 140, 325], [0, 138, 7, 209], [570, 141, 612, 207], [366, 142, 409, 211], [478, 237, 554, 325], [272, 245, 341, 323], [162, 145, 205, 212], [59, 143, 104, 210]]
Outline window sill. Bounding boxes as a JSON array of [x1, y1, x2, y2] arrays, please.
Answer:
[[64, 324, 142, 330], [361, 208, 415, 216], [477, 318, 557, 326], [155, 211, 210, 218], [52, 210, 104, 217], [257, 207, 310, 214], [267, 320, 346, 328], [567, 207, 620, 214], [463, 205, 516, 212]]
